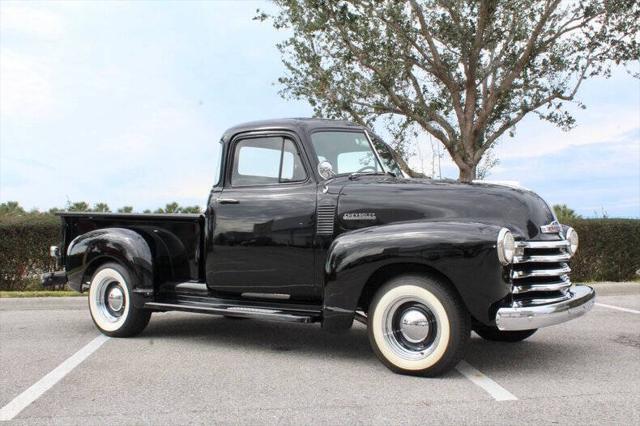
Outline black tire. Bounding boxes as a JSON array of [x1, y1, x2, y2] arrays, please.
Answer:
[[473, 323, 537, 342], [367, 274, 470, 377], [88, 262, 151, 337]]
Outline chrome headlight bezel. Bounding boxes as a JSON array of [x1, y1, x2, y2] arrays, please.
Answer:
[[565, 227, 579, 256], [497, 228, 515, 265]]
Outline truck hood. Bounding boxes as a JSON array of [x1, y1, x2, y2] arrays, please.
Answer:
[[332, 176, 557, 240]]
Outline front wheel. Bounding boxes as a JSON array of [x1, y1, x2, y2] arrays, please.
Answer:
[[367, 275, 470, 377], [88, 262, 151, 337], [473, 324, 537, 342]]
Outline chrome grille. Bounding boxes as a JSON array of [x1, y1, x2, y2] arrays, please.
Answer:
[[316, 204, 336, 236], [510, 239, 572, 306]]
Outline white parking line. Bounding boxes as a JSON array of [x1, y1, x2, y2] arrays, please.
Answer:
[[0, 335, 110, 421], [595, 303, 640, 315], [456, 360, 518, 401]]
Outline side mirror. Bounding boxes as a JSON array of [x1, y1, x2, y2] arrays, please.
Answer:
[[318, 161, 336, 180]]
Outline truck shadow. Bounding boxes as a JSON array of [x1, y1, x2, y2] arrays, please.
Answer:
[[140, 312, 578, 374], [142, 312, 376, 362]]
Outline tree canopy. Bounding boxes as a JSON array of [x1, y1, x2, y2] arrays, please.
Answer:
[[258, 0, 639, 181]]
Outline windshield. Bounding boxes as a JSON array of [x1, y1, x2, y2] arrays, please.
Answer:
[[311, 131, 389, 176], [371, 136, 403, 176]]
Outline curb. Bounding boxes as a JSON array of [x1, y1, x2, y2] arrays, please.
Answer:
[[0, 296, 87, 311], [584, 282, 639, 296]]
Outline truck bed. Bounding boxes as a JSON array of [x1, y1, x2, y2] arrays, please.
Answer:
[[58, 212, 205, 283]]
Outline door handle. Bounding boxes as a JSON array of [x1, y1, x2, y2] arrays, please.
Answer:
[[218, 198, 239, 205]]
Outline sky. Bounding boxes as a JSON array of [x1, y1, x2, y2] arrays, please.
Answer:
[[1, 0, 639, 218]]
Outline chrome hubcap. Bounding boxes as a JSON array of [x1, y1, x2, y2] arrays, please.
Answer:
[[399, 309, 430, 343], [382, 298, 440, 361], [93, 276, 127, 323], [107, 286, 124, 312]]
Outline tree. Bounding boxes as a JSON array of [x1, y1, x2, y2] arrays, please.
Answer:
[[553, 204, 582, 222], [154, 202, 201, 214], [258, 0, 639, 181], [0, 201, 26, 216], [179, 206, 202, 214], [154, 202, 181, 214], [117, 206, 134, 213], [67, 201, 90, 212], [93, 203, 111, 213]]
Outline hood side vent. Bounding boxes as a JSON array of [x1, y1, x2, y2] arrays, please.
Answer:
[[317, 204, 337, 236]]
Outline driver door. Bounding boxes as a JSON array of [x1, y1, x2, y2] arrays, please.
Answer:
[[207, 134, 319, 301]]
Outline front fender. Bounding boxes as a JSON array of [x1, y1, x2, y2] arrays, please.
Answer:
[[66, 228, 153, 308], [322, 221, 511, 330]]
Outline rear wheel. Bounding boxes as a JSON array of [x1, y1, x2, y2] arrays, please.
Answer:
[[88, 262, 151, 337], [367, 274, 470, 377], [473, 324, 537, 342]]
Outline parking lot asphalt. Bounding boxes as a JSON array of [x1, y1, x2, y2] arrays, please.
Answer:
[[1, 283, 639, 425]]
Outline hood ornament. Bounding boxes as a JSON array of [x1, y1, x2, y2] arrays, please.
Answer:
[[540, 221, 562, 234]]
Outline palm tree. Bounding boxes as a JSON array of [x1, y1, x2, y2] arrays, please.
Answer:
[[93, 203, 111, 212], [553, 204, 582, 223]]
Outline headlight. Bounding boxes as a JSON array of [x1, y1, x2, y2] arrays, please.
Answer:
[[565, 227, 579, 256], [497, 228, 515, 265]]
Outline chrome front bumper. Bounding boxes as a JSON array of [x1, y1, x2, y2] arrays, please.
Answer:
[[495, 285, 595, 331]]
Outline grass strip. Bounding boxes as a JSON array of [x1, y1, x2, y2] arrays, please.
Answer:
[[0, 291, 85, 298]]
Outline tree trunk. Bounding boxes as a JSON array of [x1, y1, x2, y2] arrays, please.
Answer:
[[458, 163, 477, 183]]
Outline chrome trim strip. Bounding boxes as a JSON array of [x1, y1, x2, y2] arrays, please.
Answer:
[[512, 278, 572, 294], [144, 302, 318, 323], [495, 285, 595, 331], [241, 292, 291, 300], [174, 282, 208, 292], [511, 264, 571, 279], [513, 292, 572, 306], [515, 240, 569, 249], [513, 253, 572, 263]]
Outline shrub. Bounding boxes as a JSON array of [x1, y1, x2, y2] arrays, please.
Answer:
[[565, 219, 640, 282], [0, 215, 637, 291], [0, 215, 61, 291]]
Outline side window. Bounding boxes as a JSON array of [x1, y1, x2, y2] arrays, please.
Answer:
[[232, 137, 307, 186], [281, 139, 307, 182]]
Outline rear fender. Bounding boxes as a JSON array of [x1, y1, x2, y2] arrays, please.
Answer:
[[322, 221, 511, 331], [66, 228, 153, 308]]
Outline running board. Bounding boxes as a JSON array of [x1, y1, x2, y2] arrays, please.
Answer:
[[145, 300, 321, 323]]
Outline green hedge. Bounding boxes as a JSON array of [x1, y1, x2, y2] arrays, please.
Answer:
[[0, 215, 60, 291], [0, 216, 638, 291], [564, 219, 640, 282]]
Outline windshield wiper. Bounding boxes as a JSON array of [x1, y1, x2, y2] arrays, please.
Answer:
[[348, 171, 396, 180]]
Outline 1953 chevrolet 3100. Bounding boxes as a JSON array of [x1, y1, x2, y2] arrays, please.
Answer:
[[43, 118, 595, 376]]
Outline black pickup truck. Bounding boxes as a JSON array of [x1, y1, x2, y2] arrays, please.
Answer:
[[44, 118, 595, 376]]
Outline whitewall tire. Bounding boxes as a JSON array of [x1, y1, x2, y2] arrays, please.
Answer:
[[367, 274, 470, 376], [88, 262, 151, 337]]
